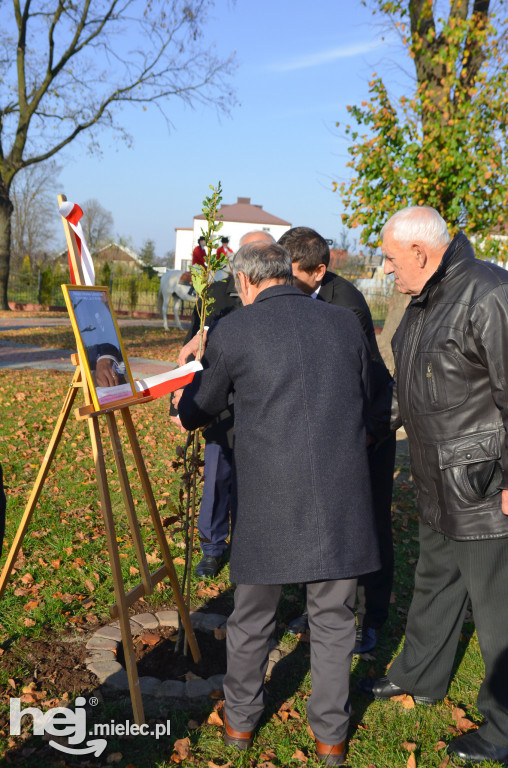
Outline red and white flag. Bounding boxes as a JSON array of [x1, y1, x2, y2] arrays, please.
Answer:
[[95, 361, 203, 406], [59, 201, 95, 286]]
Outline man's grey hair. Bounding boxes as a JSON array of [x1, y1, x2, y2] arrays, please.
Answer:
[[232, 242, 293, 287], [239, 230, 275, 246], [381, 206, 450, 249]]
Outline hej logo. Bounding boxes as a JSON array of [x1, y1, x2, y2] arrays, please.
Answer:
[[10, 696, 106, 756]]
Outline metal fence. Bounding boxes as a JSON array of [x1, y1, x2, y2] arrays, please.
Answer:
[[361, 288, 393, 329], [8, 269, 391, 326], [7, 270, 195, 317]]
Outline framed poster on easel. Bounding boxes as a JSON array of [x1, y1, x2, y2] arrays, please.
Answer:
[[62, 284, 139, 411]]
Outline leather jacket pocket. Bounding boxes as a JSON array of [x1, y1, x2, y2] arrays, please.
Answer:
[[437, 429, 502, 506]]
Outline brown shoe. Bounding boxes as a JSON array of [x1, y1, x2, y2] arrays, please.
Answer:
[[223, 714, 253, 750], [315, 739, 347, 766]]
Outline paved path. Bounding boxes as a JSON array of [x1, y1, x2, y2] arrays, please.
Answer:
[[0, 315, 409, 451], [0, 316, 181, 331], [0, 315, 183, 376], [0, 340, 177, 378]]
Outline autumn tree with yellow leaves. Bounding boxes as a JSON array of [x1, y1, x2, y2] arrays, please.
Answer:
[[335, 0, 508, 366]]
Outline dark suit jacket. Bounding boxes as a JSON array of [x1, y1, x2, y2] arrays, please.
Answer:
[[318, 271, 393, 442], [179, 284, 381, 584], [185, 274, 241, 340], [183, 275, 239, 448]]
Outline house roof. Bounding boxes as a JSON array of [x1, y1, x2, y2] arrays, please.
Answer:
[[194, 197, 291, 226], [97, 242, 143, 265]]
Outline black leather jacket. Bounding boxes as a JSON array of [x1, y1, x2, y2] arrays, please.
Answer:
[[392, 233, 508, 540]]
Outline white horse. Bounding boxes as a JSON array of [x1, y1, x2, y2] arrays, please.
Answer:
[[158, 270, 197, 331]]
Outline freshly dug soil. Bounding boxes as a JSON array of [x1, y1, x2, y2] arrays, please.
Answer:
[[0, 637, 94, 697], [122, 626, 227, 682]]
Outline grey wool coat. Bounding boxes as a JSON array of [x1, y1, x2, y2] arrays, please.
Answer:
[[178, 284, 381, 584]]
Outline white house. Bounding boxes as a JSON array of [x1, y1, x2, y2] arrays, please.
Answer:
[[174, 196, 291, 270]]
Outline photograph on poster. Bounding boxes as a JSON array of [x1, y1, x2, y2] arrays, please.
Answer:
[[62, 285, 137, 410]]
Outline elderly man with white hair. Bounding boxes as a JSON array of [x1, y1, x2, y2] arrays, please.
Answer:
[[360, 206, 508, 766]]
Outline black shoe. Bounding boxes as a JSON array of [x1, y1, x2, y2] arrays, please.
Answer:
[[194, 554, 222, 578], [354, 626, 377, 654], [357, 676, 439, 705], [287, 613, 309, 636], [447, 731, 508, 765]]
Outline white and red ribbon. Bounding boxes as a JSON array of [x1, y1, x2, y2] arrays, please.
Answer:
[[95, 361, 203, 406], [59, 201, 95, 286]]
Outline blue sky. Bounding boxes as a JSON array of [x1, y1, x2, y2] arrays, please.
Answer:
[[58, 1, 405, 256]]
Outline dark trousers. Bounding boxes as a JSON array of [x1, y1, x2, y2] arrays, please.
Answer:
[[388, 521, 508, 747], [197, 442, 232, 557], [224, 579, 357, 744], [357, 433, 396, 629]]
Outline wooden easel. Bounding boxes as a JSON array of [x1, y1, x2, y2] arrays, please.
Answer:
[[0, 195, 200, 724]]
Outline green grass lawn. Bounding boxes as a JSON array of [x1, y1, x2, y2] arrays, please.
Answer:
[[0, 324, 503, 767]]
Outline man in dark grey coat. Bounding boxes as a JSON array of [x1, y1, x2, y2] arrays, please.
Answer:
[[176, 242, 381, 765]]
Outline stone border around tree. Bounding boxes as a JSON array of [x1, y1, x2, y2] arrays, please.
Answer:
[[85, 611, 227, 703], [85, 610, 286, 707]]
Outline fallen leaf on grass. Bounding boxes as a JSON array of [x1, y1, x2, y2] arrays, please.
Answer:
[[259, 749, 277, 761], [20, 693, 37, 704], [207, 711, 223, 726], [402, 741, 417, 752], [391, 693, 415, 709], [174, 557, 186, 565], [84, 579, 95, 592], [438, 757, 450, 768], [171, 736, 191, 763], [451, 707, 478, 732], [435, 741, 447, 750], [278, 700, 301, 720], [214, 627, 227, 640], [23, 618, 36, 627], [20, 573, 34, 584], [291, 749, 308, 762], [208, 762, 232, 768], [407, 753, 416, 768]]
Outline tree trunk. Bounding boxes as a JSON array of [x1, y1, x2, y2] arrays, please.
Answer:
[[377, 290, 410, 374], [0, 183, 13, 311]]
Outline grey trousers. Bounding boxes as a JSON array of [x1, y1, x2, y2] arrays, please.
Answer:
[[388, 521, 508, 747], [224, 579, 357, 744]]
